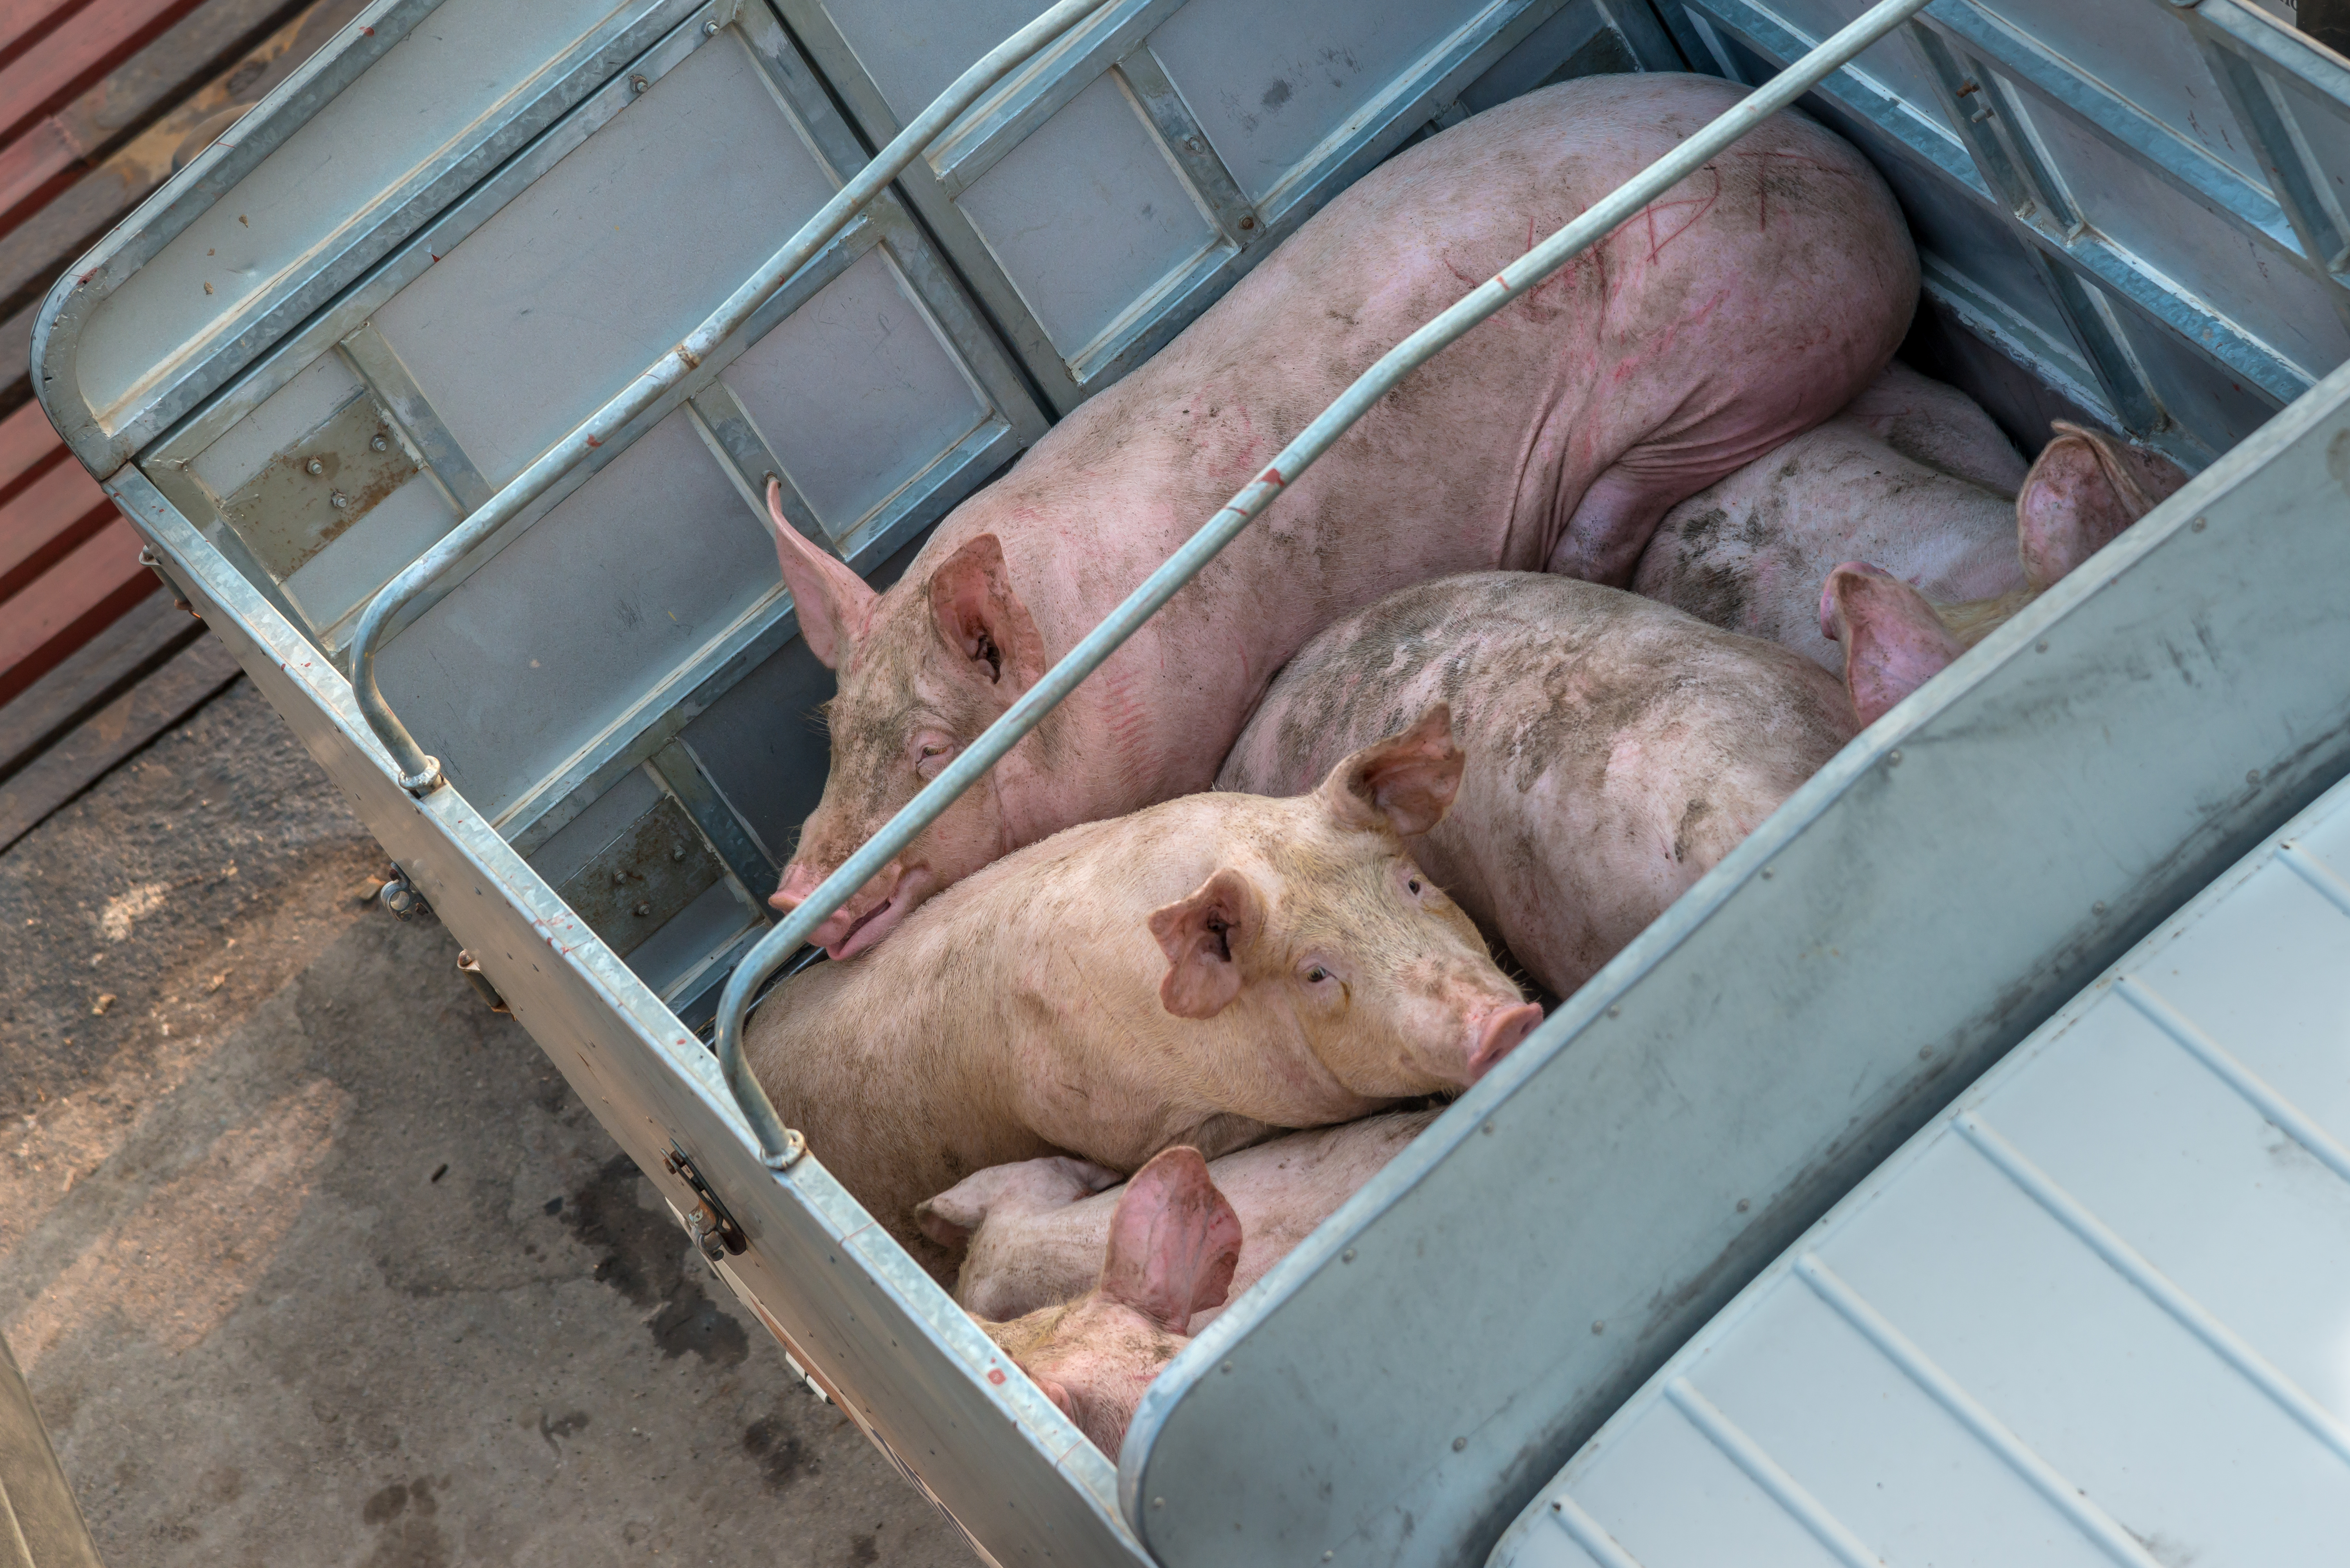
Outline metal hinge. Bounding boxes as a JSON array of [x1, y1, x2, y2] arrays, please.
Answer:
[[663, 1144, 747, 1265]]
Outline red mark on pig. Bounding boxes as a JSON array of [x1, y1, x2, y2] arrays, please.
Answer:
[[1639, 168, 1721, 263]]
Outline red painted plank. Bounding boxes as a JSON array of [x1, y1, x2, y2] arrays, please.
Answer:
[[0, 450, 109, 596], [0, 114, 78, 225], [0, 0, 88, 68], [0, 0, 206, 145], [0, 513, 152, 707], [0, 397, 61, 497]]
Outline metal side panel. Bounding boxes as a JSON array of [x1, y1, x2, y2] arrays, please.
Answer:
[[776, 0, 1686, 410], [1486, 771, 2350, 1568], [1121, 356, 2350, 1566], [103, 466, 1146, 1568]]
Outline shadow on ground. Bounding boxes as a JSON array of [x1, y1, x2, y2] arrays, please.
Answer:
[[0, 679, 973, 1566]]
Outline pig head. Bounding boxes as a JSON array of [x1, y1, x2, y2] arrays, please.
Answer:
[[983, 1147, 1241, 1457], [1145, 705, 1544, 1106], [765, 479, 1053, 958]]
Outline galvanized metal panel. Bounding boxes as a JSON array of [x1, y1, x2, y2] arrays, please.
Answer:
[[1121, 356, 2350, 1567], [1486, 774, 2350, 1568], [371, 406, 777, 820], [105, 462, 1147, 1568]]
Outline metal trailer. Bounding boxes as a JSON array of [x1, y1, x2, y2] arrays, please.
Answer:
[[27, 0, 2350, 1562]]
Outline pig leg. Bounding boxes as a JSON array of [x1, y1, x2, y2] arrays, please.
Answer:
[[2017, 423, 2190, 591], [1820, 562, 1969, 728], [1545, 467, 1679, 587]]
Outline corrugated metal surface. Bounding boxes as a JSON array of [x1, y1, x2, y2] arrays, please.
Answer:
[[1488, 770, 2350, 1568]]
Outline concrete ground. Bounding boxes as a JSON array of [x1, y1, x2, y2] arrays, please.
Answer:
[[0, 677, 974, 1567]]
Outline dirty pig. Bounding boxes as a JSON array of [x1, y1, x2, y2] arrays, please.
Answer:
[[765, 72, 1918, 956], [1218, 574, 1853, 998], [743, 719, 1537, 1275], [920, 1107, 1439, 1328], [1634, 363, 2186, 721]]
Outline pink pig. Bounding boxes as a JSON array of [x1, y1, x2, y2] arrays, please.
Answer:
[[920, 1108, 1438, 1328], [980, 1146, 1243, 1457], [1634, 364, 2187, 723], [1218, 574, 1853, 999], [744, 716, 1536, 1275], [764, 73, 1917, 956]]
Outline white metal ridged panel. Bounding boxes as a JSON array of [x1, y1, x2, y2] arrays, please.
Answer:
[[1488, 772, 2350, 1568]]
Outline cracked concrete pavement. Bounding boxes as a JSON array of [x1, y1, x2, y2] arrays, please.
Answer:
[[0, 677, 975, 1566]]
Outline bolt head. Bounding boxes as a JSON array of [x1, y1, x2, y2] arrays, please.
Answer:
[[702, 17, 718, 33], [330, 491, 348, 508], [371, 433, 389, 452], [633, 900, 653, 917], [1239, 214, 1256, 229], [671, 845, 687, 861], [630, 73, 650, 93], [304, 457, 324, 475]]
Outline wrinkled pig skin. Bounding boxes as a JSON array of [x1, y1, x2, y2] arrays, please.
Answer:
[[1217, 574, 1853, 999], [980, 1147, 1242, 1458], [919, 1107, 1440, 1328], [768, 73, 1918, 957], [1636, 368, 2190, 681], [743, 721, 1537, 1277]]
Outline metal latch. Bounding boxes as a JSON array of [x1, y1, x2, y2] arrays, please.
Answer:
[[455, 950, 509, 1014], [663, 1144, 747, 1264]]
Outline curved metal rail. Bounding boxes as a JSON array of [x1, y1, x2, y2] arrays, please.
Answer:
[[347, 0, 1124, 792], [713, 0, 1940, 1167]]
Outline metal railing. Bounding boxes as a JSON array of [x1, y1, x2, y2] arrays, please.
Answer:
[[346, 0, 1126, 792], [709, 0, 1940, 1167]]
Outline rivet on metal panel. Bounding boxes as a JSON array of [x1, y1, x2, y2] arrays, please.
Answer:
[[1220, 1363, 1233, 1375], [2037, 639, 2050, 653], [1736, 1198, 1750, 1212], [1888, 749, 1904, 766], [1607, 1004, 1621, 1018], [1151, 1498, 1164, 1510], [2247, 770, 2263, 786], [2093, 901, 2108, 915], [1760, 865, 1774, 879], [1451, 1437, 1466, 1452], [630, 73, 650, 93], [1480, 1122, 1494, 1135], [1240, 215, 1256, 229], [2194, 516, 2209, 531], [1341, 1248, 1356, 1263], [1591, 1321, 1604, 1335]]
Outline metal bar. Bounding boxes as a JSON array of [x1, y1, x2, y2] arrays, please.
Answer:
[[1549, 1495, 1647, 1568], [686, 380, 827, 544], [338, 322, 496, 512], [709, 0, 1942, 1166], [1793, 1254, 2164, 1568], [2189, 29, 2350, 328], [2112, 974, 2350, 1188], [1662, 1378, 1881, 1568], [349, 0, 1124, 793], [1111, 43, 1260, 246], [651, 734, 779, 891], [1953, 1111, 2350, 1467]]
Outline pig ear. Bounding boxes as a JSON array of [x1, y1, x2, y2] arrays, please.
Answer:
[[1820, 563, 1969, 729], [769, 479, 878, 669], [1147, 867, 1264, 1020], [1095, 1147, 1242, 1334], [1318, 703, 1463, 837], [929, 534, 1048, 694], [914, 1188, 985, 1254], [2016, 423, 2190, 591]]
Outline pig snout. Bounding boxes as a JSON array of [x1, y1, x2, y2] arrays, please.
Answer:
[[1465, 1000, 1544, 1080], [770, 858, 933, 960]]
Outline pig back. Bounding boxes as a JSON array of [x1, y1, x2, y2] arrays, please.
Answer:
[[1218, 574, 1853, 995]]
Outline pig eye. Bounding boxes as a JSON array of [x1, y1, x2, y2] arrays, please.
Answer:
[[1407, 877, 1423, 895], [1304, 966, 1329, 984]]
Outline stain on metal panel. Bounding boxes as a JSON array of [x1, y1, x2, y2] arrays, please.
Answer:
[[216, 394, 420, 580]]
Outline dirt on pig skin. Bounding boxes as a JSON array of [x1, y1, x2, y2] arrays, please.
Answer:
[[0, 679, 974, 1566]]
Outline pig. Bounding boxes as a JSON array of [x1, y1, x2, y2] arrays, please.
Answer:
[[1217, 574, 1853, 999], [919, 1107, 1439, 1327], [743, 714, 1538, 1276], [1633, 365, 2187, 720], [980, 1145, 1241, 1458], [765, 72, 1918, 957]]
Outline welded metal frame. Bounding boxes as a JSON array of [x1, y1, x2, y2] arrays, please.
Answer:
[[1674, 0, 2350, 464], [771, 0, 1602, 409]]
